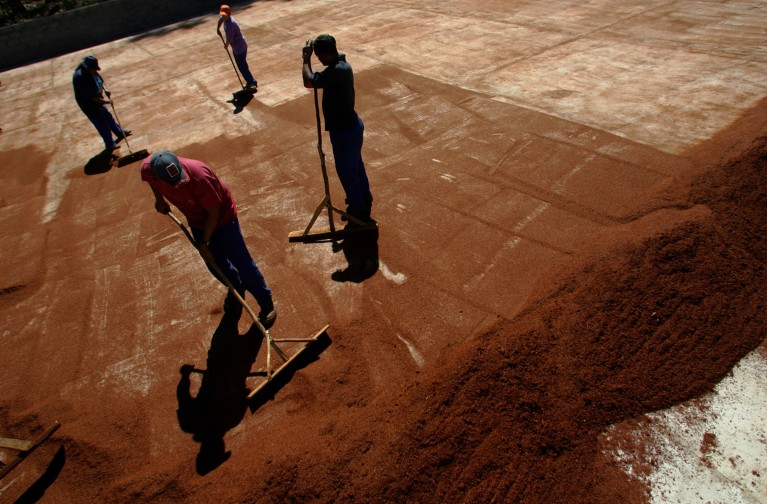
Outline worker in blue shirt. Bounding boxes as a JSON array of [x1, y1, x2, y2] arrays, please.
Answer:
[[72, 55, 130, 152]]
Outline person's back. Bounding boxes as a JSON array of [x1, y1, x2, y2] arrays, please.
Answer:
[[222, 16, 247, 55], [141, 150, 276, 329], [140, 156, 237, 229], [72, 61, 100, 113], [317, 55, 358, 131]]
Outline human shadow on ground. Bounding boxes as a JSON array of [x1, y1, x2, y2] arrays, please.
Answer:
[[227, 90, 255, 114], [176, 309, 263, 475], [83, 149, 115, 176], [331, 224, 379, 283], [12, 445, 65, 504], [176, 304, 333, 473]]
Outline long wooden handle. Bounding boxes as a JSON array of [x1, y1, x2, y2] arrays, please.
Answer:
[[108, 100, 136, 155], [313, 88, 336, 233], [166, 212, 269, 337], [219, 32, 244, 88]]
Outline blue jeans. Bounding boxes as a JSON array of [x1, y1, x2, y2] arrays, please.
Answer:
[[233, 50, 256, 86], [330, 116, 372, 211], [85, 106, 123, 150], [191, 219, 271, 307]]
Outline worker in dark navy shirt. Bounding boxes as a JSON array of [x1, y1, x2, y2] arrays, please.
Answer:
[[72, 56, 131, 152], [72, 55, 130, 152], [302, 34, 373, 224]]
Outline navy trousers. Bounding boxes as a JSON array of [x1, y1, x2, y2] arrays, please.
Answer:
[[233, 50, 256, 86], [330, 116, 372, 211], [84, 106, 123, 150], [191, 219, 272, 307]]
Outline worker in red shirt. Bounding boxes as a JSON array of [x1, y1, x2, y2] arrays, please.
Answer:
[[141, 150, 275, 328]]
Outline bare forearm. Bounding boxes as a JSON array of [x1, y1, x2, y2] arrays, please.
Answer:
[[150, 185, 171, 214], [216, 17, 225, 40], [200, 206, 221, 244], [302, 61, 314, 88], [151, 186, 165, 204], [302, 41, 315, 88]]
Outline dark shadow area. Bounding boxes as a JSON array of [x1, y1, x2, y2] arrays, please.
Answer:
[[177, 309, 332, 472], [248, 331, 332, 412], [2, 1, 107, 28], [12, 445, 65, 504], [3, 2, 213, 71], [176, 309, 263, 475], [331, 224, 379, 283], [128, 17, 206, 42], [227, 89, 255, 114], [83, 149, 115, 176]]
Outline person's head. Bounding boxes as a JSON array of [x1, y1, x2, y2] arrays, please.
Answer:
[[83, 55, 100, 74], [150, 150, 188, 187], [219, 4, 231, 20], [312, 34, 338, 65]]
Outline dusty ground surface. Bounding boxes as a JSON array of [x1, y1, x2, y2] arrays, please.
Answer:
[[1, 1, 766, 502]]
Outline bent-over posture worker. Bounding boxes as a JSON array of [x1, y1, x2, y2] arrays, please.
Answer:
[[72, 55, 130, 152], [302, 34, 373, 224], [141, 150, 276, 328]]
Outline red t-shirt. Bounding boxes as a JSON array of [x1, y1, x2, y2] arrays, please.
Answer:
[[141, 157, 237, 229]]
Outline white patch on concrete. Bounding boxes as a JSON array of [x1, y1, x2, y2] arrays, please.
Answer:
[[397, 334, 425, 367], [0, 477, 18, 495], [608, 349, 767, 503], [466, 202, 546, 290], [42, 160, 70, 223], [91, 265, 121, 358], [396, 203, 407, 212], [440, 173, 456, 182], [379, 261, 407, 285], [513, 202, 549, 233], [99, 355, 152, 396], [464, 236, 522, 292], [552, 154, 596, 194]]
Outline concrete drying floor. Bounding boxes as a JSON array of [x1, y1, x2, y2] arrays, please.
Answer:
[[1, 1, 766, 502]]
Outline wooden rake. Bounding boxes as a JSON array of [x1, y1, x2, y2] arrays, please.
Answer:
[[167, 212, 328, 399], [0, 421, 60, 480]]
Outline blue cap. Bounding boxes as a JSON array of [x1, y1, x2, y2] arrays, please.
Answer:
[[84, 55, 100, 70], [150, 150, 187, 187]]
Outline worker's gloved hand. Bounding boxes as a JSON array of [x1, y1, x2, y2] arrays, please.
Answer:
[[154, 200, 170, 214], [302, 40, 313, 61]]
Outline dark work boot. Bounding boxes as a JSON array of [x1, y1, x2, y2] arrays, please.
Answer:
[[346, 205, 373, 227], [258, 297, 276, 330]]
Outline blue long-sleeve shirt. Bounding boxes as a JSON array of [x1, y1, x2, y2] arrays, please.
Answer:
[[72, 62, 104, 114]]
